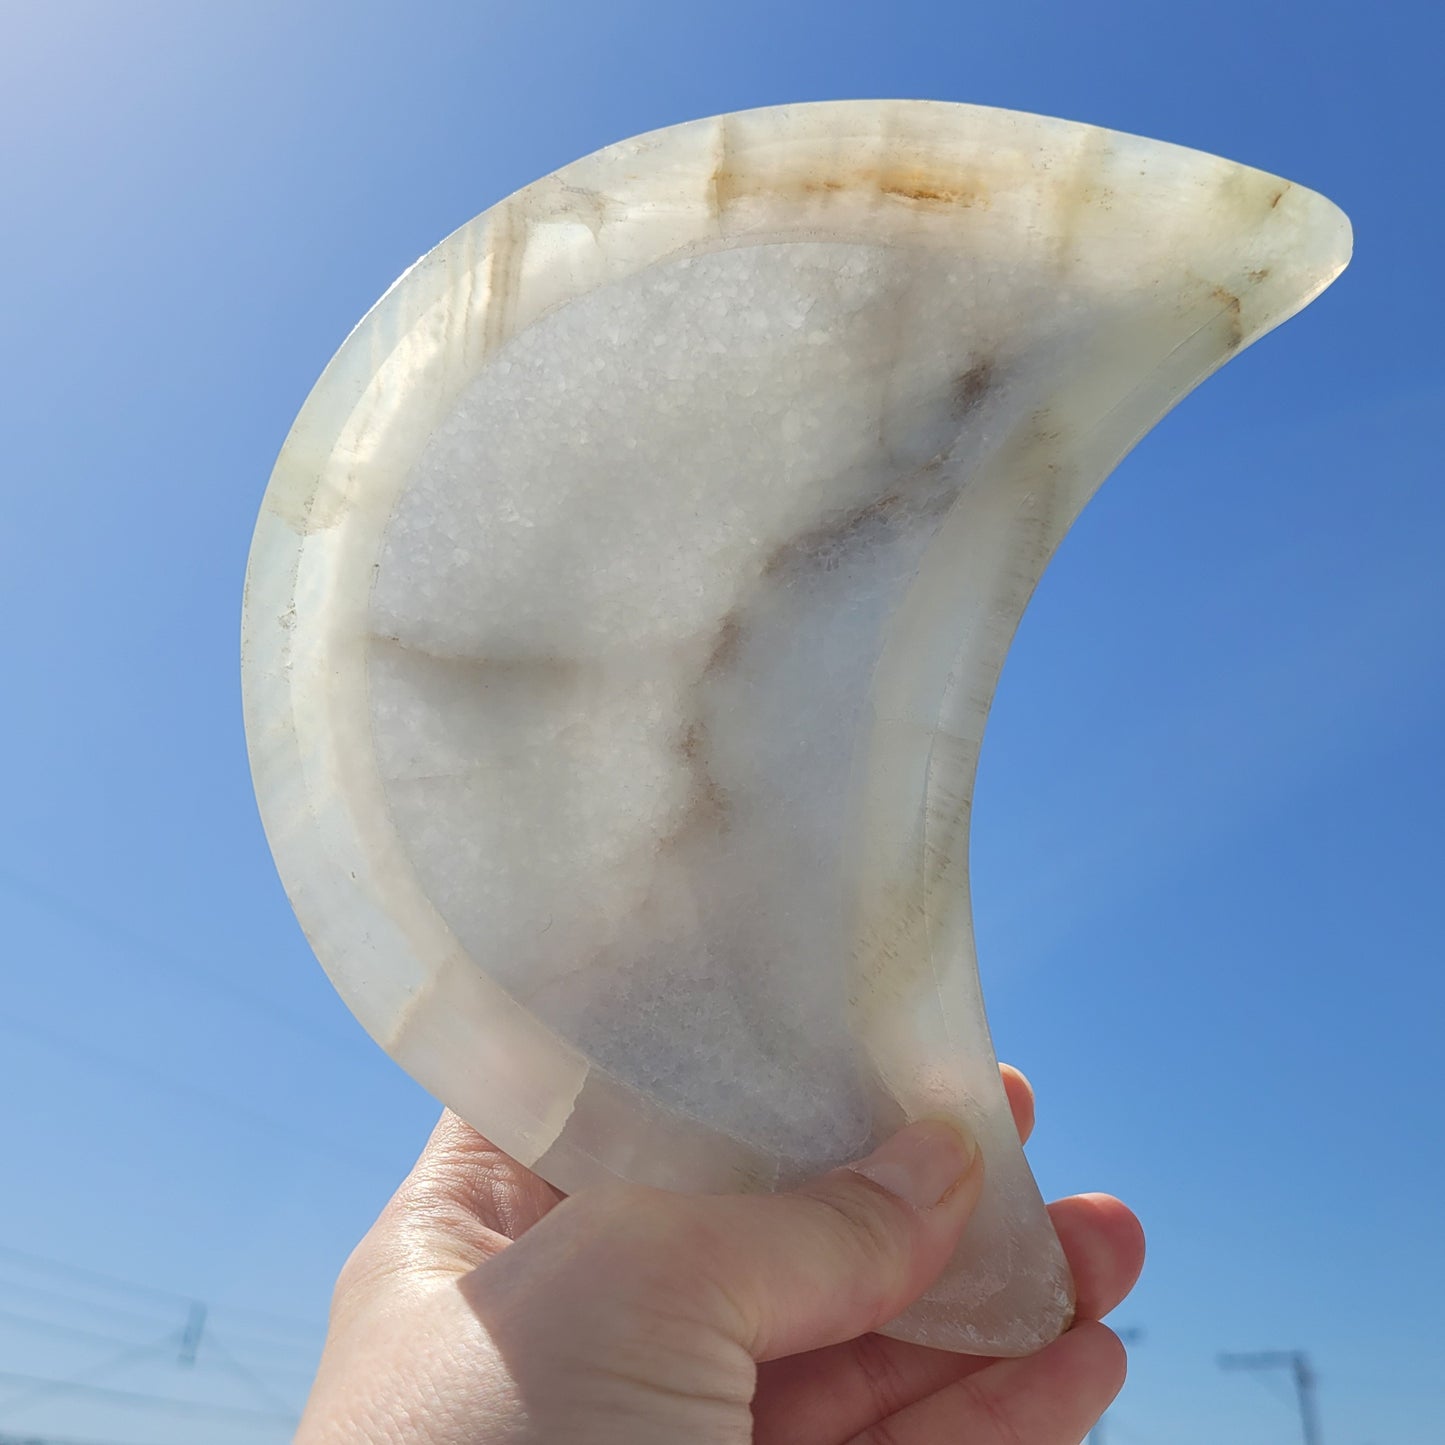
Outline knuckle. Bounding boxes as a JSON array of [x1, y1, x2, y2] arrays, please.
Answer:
[[956, 1372, 1029, 1445], [795, 1176, 918, 1329], [852, 1413, 910, 1445], [808, 1174, 915, 1272], [556, 1186, 750, 1346], [326, 1229, 407, 1330], [849, 1330, 914, 1421], [566, 1182, 720, 1291]]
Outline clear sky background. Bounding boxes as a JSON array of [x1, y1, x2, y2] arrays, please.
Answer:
[[1, 2, 1441, 1442]]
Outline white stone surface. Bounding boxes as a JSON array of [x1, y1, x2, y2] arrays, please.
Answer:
[[241, 100, 1350, 1355]]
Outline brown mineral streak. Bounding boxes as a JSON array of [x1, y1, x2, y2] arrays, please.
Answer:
[[710, 115, 741, 214], [665, 720, 731, 846], [652, 614, 745, 852], [1050, 126, 1114, 264], [482, 206, 527, 357], [370, 631, 585, 682], [556, 182, 622, 240], [850, 876, 936, 1022], [1211, 285, 1245, 351], [877, 165, 989, 209], [707, 120, 989, 216], [762, 489, 887, 578], [704, 613, 743, 674], [759, 358, 990, 581], [763, 459, 954, 579], [951, 359, 995, 418]]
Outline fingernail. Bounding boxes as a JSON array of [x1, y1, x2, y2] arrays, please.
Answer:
[[849, 1119, 978, 1210]]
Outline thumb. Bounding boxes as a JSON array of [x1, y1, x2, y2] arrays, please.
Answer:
[[678, 1118, 983, 1362]]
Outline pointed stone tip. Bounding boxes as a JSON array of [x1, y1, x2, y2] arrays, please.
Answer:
[[1287, 178, 1353, 289]]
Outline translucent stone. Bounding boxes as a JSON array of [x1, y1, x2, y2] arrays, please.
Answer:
[[241, 100, 1350, 1355]]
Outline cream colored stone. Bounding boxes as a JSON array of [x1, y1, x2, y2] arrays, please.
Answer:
[[242, 101, 1350, 1354]]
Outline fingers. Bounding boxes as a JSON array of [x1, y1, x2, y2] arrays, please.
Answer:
[[1049, 1193, 1145, 1321], [444, 1118, 983, 1444], [337, 1061, 1030, 1339], [699, 1119, 986, 1361], [503, 1117, 984, 1372], [1000, 1063, 1035, 1145], [751, 1191, 1144, 1445], [848, 1320, 1126, 1444], [361, 1068, 1030, 1294], [752, 1064, 1140, 1445]]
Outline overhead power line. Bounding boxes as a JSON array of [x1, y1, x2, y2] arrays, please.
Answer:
[[0, 1244, 193, 1311], [0, 1339, 179, 1424], [0, 1433, 149, 1445], [0, 1274, 187, 1336], [0, 1273, 314, 1364], [0, 866, 354, 1052], [1219, 1350, 1322, 1445], [0, 1306, 158, 1354], [0, 1010, 392, 1176], [0, 1301, 314, 1410], [0, 1242, 322, 1339], [0, 1370, 296, 1426], [203, 1331, 304, 1416], [0, 1239, 322, 1428]]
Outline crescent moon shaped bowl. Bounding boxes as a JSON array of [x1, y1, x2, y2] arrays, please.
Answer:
[[241, 100, 1350, 1355]]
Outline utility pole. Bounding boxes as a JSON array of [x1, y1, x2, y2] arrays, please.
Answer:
[[1218, 1350, 1321, 1445], [1087, 1327, 1144, 1445], [178, 1298, 207, 1366]]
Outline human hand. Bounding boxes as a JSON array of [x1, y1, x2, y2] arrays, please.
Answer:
[[298, 1068, 1144, 1444]]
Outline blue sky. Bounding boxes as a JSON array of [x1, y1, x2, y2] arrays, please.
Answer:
[[2, 2, 1441, 1441]]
